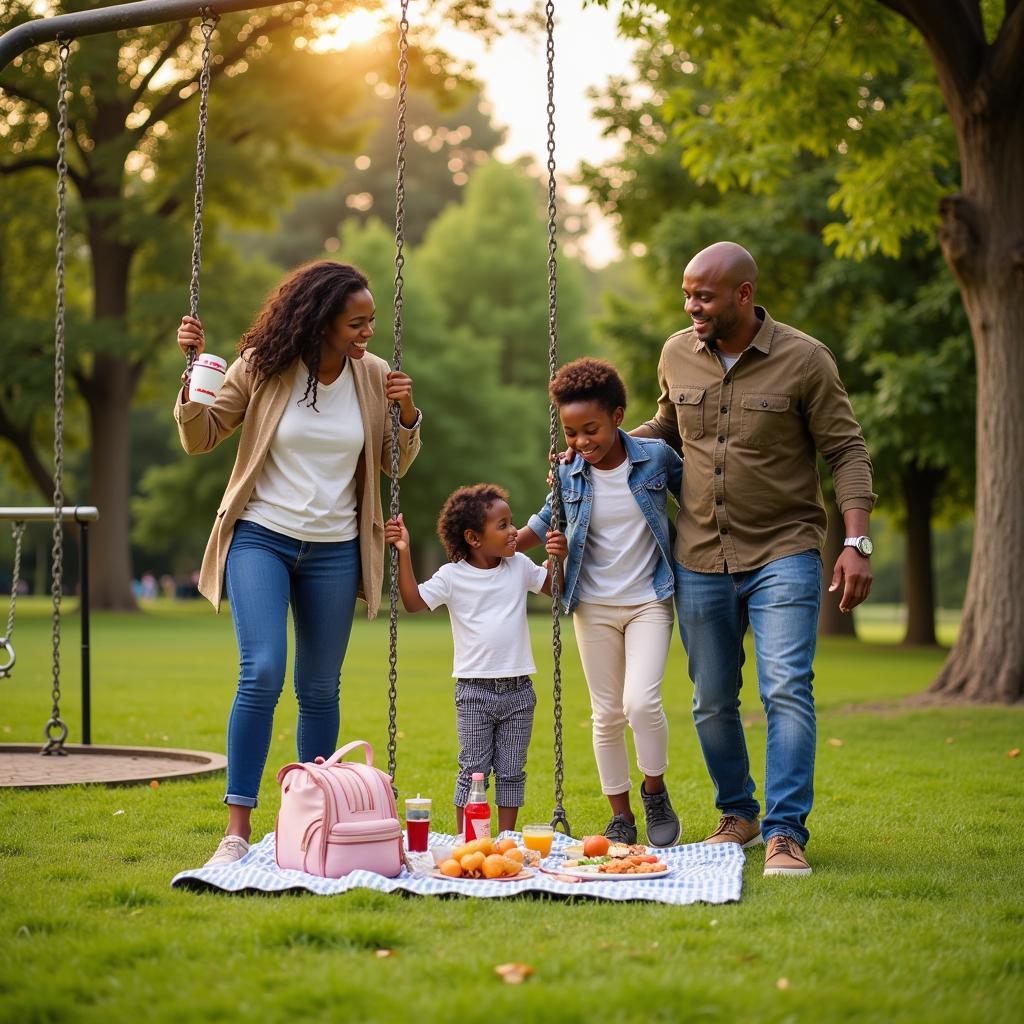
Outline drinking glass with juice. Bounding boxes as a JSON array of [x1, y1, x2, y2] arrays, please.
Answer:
[[521, 823, 554, 858], [405, 796, 431, 853]]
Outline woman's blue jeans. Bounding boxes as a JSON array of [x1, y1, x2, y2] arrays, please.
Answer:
[[223, 520, 359, 807], [674, 551, 821, 847]]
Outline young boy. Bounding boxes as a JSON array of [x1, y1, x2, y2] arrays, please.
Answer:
[[385, 485, 566, 835]]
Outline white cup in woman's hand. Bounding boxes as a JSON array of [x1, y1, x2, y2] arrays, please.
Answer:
[[188, 353, 227, 405]]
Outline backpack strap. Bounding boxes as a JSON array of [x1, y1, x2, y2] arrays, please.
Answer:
[[323, 740, 373, 768]]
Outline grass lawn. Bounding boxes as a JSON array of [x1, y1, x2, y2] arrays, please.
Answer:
[[0, 599, 1021, 1023]]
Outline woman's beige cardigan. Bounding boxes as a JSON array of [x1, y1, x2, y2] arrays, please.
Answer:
[[174, 351, 421, 617]]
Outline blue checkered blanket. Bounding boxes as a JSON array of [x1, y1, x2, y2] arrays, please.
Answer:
[[171, 830, 745, 904]]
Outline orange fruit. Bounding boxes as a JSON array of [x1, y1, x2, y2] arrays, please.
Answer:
[[504, 847, 524, 864], [439, 859, 462, 878], [583, 835, 610, 858], [501, 856, 522, 876], [478, 837, 495, 856], [451, 844, 469, 861], [495, 838, 517, 854], [461, 851, 485, 875], [482, 854, 508, 879]]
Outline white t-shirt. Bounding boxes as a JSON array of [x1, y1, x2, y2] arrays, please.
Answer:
[[418, 553, 548, 678], [240, 360, 364, 542], [576, 459, 660, 606]]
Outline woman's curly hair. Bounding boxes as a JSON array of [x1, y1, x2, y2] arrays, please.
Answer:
[[549, 357, 627, 413], [238, 261, 370, 410], [437, 484, 510, 562]]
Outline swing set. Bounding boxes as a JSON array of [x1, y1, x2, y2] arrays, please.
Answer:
[[0, 0, 570, 833]]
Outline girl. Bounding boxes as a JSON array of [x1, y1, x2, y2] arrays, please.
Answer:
[[384, 485, 566, 834], [175, 260, 422, 866], [517, 358, 683, 847]]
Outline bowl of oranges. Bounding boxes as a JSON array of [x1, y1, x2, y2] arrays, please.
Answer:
[[436, 837, 531, 880]]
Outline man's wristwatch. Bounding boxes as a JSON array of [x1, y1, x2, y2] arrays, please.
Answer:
[[844, 536, 874, 557]]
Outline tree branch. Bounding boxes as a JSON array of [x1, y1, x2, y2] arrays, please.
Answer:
[[0, 78, 54, 116], [0, 154, 85, 190], [0, 399, 55, 502], [983, 1, 1024, 110], [874, 0, 986, 103], [134, 11, 297, 136], [130, 22, 192, 107]]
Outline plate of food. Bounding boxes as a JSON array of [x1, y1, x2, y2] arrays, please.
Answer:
[[550, 854, 671, 880], [561, 835, 651, 860], [434, 844, 534, 882]]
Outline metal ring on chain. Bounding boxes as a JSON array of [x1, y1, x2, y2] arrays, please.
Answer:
[[543, 0, 570, 836], [185, 9, 218, 378], [386, 0, 411, 788], [43, 38, 71, 757], [0, 520, 25, 679]]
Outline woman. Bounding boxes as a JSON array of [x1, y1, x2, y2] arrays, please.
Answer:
[[174, 261, 422, 866]]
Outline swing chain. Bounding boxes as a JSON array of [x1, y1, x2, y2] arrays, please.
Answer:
[[186, 8, 218, 377], [43, 37, 72, 756], [386, 0, 411, 788], [0, 521, 26, 679], [544, 0, 570, 836]]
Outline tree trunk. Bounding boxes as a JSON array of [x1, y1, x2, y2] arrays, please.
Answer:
[[78, 224, 139, 611], [901, 466, 940, 647], [929, 107, 1024, 702], [818, 504, 857, 637]]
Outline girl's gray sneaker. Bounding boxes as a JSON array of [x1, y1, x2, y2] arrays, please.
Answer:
[[640, 783, 681, 847], [603, 813, 639, 845]]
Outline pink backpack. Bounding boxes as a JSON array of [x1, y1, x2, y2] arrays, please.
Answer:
[[275, 740, 403, 878]]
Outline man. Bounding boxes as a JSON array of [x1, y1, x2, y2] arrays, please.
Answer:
[[633, 241, 874, 876]]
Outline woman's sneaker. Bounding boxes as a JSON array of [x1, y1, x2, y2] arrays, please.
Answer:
[[603, 813, 638, 845], [640, 783, 681, 847], [204, 834, 250, 867]]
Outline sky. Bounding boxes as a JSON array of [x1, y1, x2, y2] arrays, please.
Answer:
[[319, 1, 639, 265]]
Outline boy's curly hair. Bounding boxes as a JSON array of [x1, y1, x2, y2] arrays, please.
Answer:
[[437, 484, 510, 562], [238, 261, 370, 411], [549, 357, 627, 413]]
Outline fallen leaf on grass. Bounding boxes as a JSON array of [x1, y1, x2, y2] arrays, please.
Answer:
[[827, 738, 844, 747], [495, 963, 534, 984], [1008, 748, 1020, 759], [374, 949, 395, 959], [112, 809, 125, 816], [149, 780, 159, 789], [945, 737, 955, 744], [776, 978, 790, 991]]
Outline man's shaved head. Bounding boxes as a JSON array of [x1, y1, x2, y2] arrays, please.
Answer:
[[681, 242, 760, 350], [684, 241, 759, 293]]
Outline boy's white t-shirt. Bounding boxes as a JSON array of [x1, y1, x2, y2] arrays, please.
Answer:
[[418, 553, 548, 678], [576, 459, 660, 605], [240, 360, 364, 542]]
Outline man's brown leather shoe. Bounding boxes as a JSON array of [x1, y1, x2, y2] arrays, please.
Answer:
[[763, 834, 812, 876], [702, 814, 763, 848]]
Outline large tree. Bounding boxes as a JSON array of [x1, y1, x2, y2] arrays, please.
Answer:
[[582, 33, 974, 645], [609, 0, 1022, 701], [0, 1, 481, 609]]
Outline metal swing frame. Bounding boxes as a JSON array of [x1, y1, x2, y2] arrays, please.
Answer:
[[1, 1, 571, 830]]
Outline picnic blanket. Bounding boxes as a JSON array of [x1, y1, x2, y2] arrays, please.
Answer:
[[171, 830, 745, 904]]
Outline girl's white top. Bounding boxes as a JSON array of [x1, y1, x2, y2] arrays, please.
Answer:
[[240, 360, 364, 542], [577, 459, 659, 605], [418, 553, 548, 678]]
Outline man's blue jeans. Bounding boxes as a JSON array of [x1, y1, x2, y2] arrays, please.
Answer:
[[223, 520, 359, 807], [674, 551, 821, 847]]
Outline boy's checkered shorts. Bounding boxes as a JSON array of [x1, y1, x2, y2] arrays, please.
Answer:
[[453, 676, 536, 807]]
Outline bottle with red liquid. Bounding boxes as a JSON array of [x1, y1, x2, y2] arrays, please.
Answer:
[[462, 772, 491, 843]]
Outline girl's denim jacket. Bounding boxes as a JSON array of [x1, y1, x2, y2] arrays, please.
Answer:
[[527, 430, 683, 614]]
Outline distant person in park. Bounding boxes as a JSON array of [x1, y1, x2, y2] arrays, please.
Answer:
[[517, 358, 685, 848], [633, 241, 874, 876], [174, 260, 422, 867], [385, 485, 566, 836]]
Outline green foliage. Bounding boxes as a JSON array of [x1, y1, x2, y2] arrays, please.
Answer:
[[605, 0, 958, 259]]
